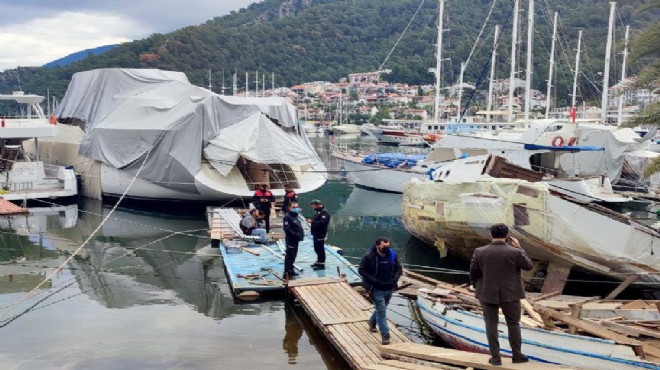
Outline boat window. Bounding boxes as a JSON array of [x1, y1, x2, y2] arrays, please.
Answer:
[[444, 170, 451, 178], [546, 124, 563, 133], [513, 204, 530, 226], [440, 126, 445, 130]]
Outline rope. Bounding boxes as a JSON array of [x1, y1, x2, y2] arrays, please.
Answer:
[[0, 148, 152, 320], [378, 0, 426, 72]]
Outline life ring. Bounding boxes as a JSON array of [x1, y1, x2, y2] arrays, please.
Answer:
[[49, 115, 57, 125], [567, 137, 577, 146], [551, 136, 565, 147]]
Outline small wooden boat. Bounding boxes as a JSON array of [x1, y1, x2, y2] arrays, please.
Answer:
[[402, 272, 660, 370]]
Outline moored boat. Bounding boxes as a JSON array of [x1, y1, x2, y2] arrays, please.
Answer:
[[417, 289, 660, 370]]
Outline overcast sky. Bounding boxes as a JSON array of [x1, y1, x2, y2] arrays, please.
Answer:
[[0, 0, 259, 71]]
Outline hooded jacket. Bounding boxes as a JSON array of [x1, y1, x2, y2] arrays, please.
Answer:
[[358, 245, 402, 292]]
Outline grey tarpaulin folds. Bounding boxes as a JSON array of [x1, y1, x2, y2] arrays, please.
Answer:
[[56, 68, 321, 194]]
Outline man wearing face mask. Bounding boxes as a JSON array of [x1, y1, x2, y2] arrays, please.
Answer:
[[283, 202, 305, 278], [307, 199, 330, 270], [358, 237, 402, 345]]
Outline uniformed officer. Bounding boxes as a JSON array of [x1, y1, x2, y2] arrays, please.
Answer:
[[283, 201, 305, 278], [307, 199, 330, 270]]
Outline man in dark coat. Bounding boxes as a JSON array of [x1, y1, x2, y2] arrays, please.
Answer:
[[283, 201, 304, 278], [252, 184, 275, 232], [282, 184, 299, 216], [358, 237, 402, 345], [469, 223, 533, 366], [307, 199, 330, 270]]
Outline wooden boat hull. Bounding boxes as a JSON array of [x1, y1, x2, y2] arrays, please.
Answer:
[[417, 293, 657, 370]]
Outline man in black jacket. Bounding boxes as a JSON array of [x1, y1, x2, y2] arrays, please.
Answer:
[[283, 201, 305, 278], [307, 199, 330, 270], [358, 237, 402, 345], [252, 184, 275, 232], [470, 223, 533, 366]]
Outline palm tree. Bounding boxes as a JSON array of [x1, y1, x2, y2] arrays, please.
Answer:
[[623, 0, 660, 175]]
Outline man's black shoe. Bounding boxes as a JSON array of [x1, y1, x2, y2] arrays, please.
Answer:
[[488, 357, 502, 366], [512, 355, 529, 364], [312, 264, 325, 270]]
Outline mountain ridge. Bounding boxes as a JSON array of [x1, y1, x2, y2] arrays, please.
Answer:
[[0, 0, 653, 106]]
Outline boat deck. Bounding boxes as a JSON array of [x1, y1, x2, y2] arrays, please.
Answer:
[[207, 207, 361, 293]]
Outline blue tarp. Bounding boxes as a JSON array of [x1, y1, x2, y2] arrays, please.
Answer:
[[523, 144, 605, 152], [362, 153, 427, 168]]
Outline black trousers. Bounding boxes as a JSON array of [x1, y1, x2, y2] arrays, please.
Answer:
[[284, 242, 299, 275], [261, 208, 271, 233], [313, 237, 326, 264], [480, 300, 523, 359]]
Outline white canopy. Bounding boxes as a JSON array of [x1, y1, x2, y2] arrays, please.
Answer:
[[204, 113, 318, 176]]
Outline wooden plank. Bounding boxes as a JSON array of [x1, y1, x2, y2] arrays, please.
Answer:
[[529, 291, 561, 302], [377, 358, 462, 370], [322, 316, 371, 325], [568, 303, 584, 335], [381, 343, 576, 370], [594, 320, 660, 339], [520, 299, 544, 324], [287, 277, 344, 288], [533, 304, 643, 347], [332, 323, 376, 368]]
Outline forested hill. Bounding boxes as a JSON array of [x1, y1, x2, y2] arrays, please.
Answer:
[[0, 0, 654, 106]]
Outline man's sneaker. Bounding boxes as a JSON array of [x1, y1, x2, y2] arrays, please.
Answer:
[[488, 357, 502, 366], [381, 336, 390, 345], [312, 263, 325, 270], [512, 355, 529, 364], [369, 323, 378, 333]]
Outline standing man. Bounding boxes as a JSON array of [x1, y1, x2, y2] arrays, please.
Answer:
[[469, 223, 533, 366], [252, 184, 275, 232], [358, 237, 402, 345], [307, 199, 330, 270], [282, 184, 299, 216], [283, 202, 305, 278]]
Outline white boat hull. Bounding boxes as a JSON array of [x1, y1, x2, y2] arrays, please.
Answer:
[[402, 178, 660, 284], [417, 294, 656, 370], [336, 153, 428, 193]]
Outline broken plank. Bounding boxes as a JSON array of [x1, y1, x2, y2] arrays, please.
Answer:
[[605, 274, 639, 300], [596, 320, 660, 339], [521, 299, 544, 324], [532, 304, 642, 347]]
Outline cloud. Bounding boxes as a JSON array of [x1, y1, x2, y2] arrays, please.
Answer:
[[0, 0, 259, 71]]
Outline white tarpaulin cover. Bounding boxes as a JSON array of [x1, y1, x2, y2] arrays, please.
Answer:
[[204, 112, 318, 176], [56, 69, 318, 193]]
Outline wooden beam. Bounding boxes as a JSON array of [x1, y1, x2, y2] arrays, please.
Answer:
[[532, 304, 642, 347], [521, 299, 544, 324], [568, 303, 584, 335], [605, 274, 640, 300], [594, 320, 660, 339]]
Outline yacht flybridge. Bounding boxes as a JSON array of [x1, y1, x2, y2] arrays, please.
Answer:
[[0, 92, 77, 201]]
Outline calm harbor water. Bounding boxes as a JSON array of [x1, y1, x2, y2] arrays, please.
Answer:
[[0, 134, 646, 369]]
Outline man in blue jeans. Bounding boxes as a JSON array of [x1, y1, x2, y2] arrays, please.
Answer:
[[358, 237, 402, 345]]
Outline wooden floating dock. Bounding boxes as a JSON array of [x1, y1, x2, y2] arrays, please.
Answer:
[[0, 198, 27, 215], [207, 207, 361, 294], [288, 277, 577, 370]]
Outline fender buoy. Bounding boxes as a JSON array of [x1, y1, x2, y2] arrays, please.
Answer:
[[49, 115, 57, 125], [567, 137, 577, 146], [551, 136, 565, 147]]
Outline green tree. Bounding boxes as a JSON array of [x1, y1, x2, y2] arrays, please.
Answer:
[[622, 1, 660, 175]]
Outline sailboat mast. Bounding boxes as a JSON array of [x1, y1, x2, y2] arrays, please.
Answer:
[[233, 71, 238, 96], [208, 69, 212, 91], [245, 72, 249, 96], [601, 1, 616, 124], [571, 31, 582, 109], [433, 0, 445, 123], [508, 0, 519, 122], [255, 71, 259, 97], [487, 25, 500, 123], [456, 62, 465, 121], [545, 11, 558, 118], [524, 0, 534, 126], [617, 25, 630, 126]]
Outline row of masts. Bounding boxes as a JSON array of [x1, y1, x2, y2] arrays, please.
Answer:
[[434, 0, 630, 126], [207, 69, 277, 97]]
